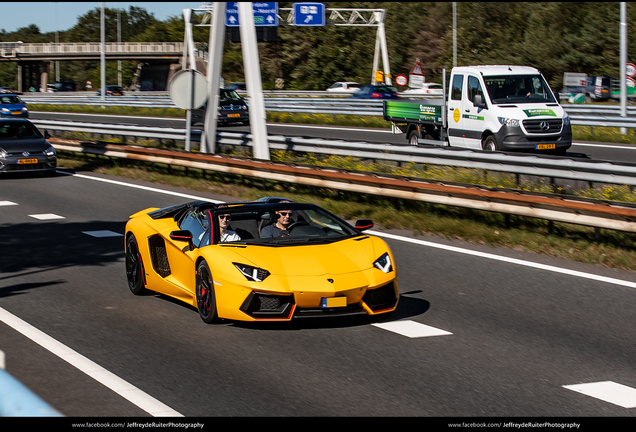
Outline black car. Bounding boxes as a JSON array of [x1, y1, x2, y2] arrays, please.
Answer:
[[226, 82, 247, 91], [192, 89, 249, 126], [349, 84, 399, 99], [96, 85, 124, 96], [0, 119, 56, 176]]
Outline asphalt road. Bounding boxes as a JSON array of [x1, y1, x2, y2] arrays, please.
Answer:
[[2, 169, 636, 418]]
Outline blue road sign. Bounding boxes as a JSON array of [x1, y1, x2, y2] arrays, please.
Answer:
[[226, 2, 279, 27], [293, 2, 325, 26]]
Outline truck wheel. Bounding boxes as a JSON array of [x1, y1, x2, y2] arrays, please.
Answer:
[[482, 136, 498, 152], [408, 130, 420, 146]]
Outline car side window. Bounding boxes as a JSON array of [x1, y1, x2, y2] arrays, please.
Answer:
[[179, 210, 209, 248], [451, 74, 464, 101]]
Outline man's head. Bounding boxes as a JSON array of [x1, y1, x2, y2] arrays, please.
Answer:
[[276, 210, 293, 229]]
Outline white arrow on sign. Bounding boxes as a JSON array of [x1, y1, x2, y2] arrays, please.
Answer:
[[304, 15, 313, 23], [267, 15, 275, 24], [228, 16, 237, 24]]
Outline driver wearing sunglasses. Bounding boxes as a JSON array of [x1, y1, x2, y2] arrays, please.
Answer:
[[218, 212, 241, 242], [260, 209, 294, 238]]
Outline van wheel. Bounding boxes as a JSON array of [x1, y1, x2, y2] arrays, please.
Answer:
[[408, 130, 420, 146], [482, 136, 498, 152]]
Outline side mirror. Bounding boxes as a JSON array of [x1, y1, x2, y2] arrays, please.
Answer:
[[555, 93, 561, 103], [170, 230, 193, 242], [44, 131, 51, 139], [354, 219, 374, 231], [473, 94, 486, 109]]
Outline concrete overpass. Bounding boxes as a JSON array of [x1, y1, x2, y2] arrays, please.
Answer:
[[0, 42, 204, 92]]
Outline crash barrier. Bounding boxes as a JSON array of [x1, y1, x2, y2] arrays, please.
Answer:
[[49, 138, 636, 234], [31, 120, 636, 189], [0, 356, 63, 416], [19, 94, 636, 128]]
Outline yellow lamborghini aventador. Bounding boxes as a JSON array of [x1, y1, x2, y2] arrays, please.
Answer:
[[124, 199, 399, 323]]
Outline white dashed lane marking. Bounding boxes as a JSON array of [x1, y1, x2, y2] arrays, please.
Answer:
[[564, 381, 636, 408], [372, 320, 453, 338], [0, 201, 18, 206], [82, 230, 123, 238], [28, 213, 65, 220]]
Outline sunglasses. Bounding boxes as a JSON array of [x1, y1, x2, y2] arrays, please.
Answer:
[[278, 211, 292, 216], [219, 214, 231, 220]]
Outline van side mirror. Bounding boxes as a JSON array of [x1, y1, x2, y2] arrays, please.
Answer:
[[555, 93, 560, 103], [473, 94, 486, 109]]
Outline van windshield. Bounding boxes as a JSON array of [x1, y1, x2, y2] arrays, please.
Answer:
[[484, 75, 556, 104]]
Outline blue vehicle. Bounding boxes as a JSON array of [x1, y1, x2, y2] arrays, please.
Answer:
[[0, 94, 28, 118], [350, 84, 399, 99]]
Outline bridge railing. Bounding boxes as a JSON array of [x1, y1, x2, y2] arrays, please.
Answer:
[[2, 42, 185, 56]]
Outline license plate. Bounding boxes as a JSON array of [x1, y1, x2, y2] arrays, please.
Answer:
[[11, 111, 21, 115], [536, 144, 555, 150], [18, 158, 38, 164], [228, 113, 240, 117], [322, 297, 347, 308]]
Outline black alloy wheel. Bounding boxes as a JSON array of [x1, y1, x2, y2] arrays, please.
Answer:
[[196, 260, 217, 323]]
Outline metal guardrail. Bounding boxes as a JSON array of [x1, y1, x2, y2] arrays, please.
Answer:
[[21, 95, 636, 128], [30, 119, 636, 188], [48, 138, 636, 234]]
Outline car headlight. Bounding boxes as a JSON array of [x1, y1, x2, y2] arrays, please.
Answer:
[[1, 108, 8, 113], [0, 147, 7, 158], [44, 146, 56, 156], [563, 115, 571, 126], [234, 262, 270, 282], [497, 117, 520, 127], [373, 252, 393, 273], [22, 107, 28, 112]]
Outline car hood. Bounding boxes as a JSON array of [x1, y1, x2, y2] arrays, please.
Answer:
[[493, 102, 566, 119], [0, 137, 49, 152], [221, 236, 386, 277]]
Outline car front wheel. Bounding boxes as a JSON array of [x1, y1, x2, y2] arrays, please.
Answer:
[[196, 260, 217, 323]]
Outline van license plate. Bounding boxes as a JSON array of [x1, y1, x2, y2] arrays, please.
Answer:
[[228, 113, 240, 117], [18, 158, 38, 164], [536, 144, 555, 150]]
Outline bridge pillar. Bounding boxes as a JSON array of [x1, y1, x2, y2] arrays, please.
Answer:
[[40, 62, 48, 92]]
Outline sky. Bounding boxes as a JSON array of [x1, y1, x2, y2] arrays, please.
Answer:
[[0, 2, 207, 34]]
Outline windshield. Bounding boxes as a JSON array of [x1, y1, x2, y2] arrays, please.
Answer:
[[0, 122, 42, 139], [220, 89, 243, 102], [0, 95, 23, 104], [484, 75, 556, 104], [212, 203, 360, 246]]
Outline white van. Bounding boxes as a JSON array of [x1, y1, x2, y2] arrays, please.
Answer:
[[384, 65, 572, 155]]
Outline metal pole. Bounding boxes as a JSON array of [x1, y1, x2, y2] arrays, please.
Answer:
[[378, 21, 392, 85], [620, 2, 627, 135], [202, 2, 226, 154], [453, 2, 457, 67], [238, 2, 270, 160], [183, 9, 193, 152], [372, 31, 380, 85], [100, 3, 106, 103]]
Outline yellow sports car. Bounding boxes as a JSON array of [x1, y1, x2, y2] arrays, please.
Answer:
[[124, 199, 399, 323]]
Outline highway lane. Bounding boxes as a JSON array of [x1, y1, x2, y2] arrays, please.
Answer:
[[2, 170, 636, 417], [31, 111, 636, 163]]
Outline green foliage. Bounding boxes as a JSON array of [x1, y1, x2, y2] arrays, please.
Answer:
[[2, 3, 636, 93]]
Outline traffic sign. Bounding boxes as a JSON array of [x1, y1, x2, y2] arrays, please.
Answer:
[[626, 63, 636, 78], [395, 74, 408, 86], [226, 2, 278, 27], [293, 2, 325, 26], [169, 70, 208, 110]]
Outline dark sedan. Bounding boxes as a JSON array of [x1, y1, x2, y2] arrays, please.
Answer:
[[0, 119, 56, 176], [350, 84, 399, 99], [96, 85, 124, 96], [193, 89, 249, 126]]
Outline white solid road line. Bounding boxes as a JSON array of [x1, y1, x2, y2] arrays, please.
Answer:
[[0, 307, 183, 417], [369, 230, 636, 290]]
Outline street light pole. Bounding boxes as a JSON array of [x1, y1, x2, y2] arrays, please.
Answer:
[[101, 3, 106, 103]]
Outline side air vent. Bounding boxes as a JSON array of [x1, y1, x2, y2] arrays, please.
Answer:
[[148, 235, 171, 277]]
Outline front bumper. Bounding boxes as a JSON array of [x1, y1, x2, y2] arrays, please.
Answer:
[[0, 154, 56, 174], [495, 123, 572, 153]]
